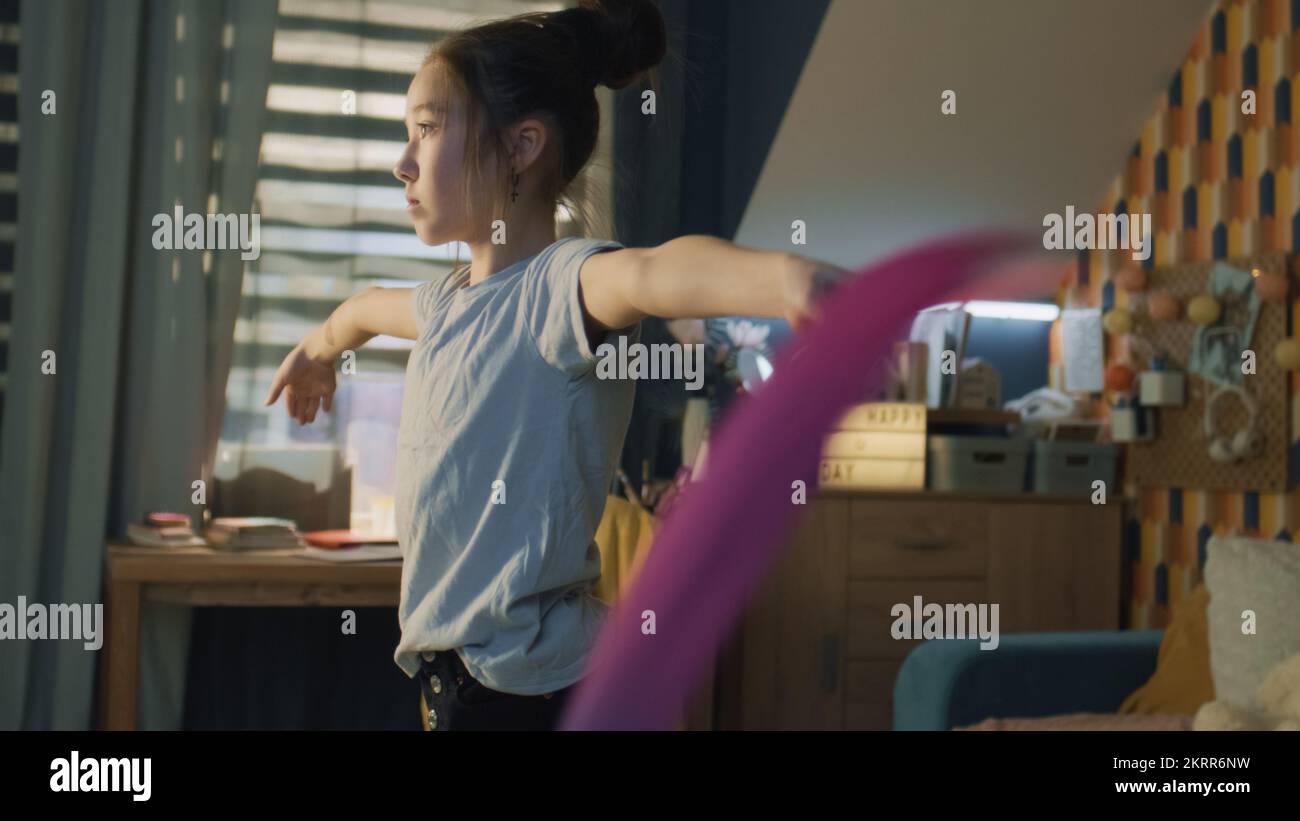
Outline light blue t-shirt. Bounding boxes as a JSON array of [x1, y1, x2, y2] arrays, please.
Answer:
[[393, 236, 640, 694]]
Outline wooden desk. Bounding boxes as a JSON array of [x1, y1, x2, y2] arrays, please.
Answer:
[[99, 543, 716, 730], [99, 543, 402, 730]]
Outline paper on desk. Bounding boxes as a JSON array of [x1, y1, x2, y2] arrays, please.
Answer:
[[1060, 307, 1103, 393], [297, 545, 402, 562], [134, 535, 207, 547]]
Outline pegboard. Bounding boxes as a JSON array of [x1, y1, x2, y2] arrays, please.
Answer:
[[1125, 252, 1289, 491]]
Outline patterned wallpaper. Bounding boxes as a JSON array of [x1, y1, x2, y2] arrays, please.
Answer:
[[1071, 0, 1300, 629]]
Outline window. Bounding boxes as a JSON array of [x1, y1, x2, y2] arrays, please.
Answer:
[[215, 0, 609, 534]]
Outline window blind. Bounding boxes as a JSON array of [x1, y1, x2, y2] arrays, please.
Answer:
[[215, 0, 615, 530], [220, 0, 572, 448]]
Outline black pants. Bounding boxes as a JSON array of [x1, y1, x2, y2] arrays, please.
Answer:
[[416, 650, 577, 731]]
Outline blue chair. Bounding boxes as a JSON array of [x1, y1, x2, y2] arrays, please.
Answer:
[[892, 630, 1165, 730]]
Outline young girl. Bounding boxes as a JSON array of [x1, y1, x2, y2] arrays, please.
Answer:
[[265, 0, 845, 731]]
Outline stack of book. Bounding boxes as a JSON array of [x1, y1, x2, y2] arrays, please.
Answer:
[[127, 512, 205, 547], [819, 402, 927, 490], [206, 517, 303, 550]]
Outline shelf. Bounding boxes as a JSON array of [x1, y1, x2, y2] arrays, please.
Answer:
[[926, 408, 1020, 426]]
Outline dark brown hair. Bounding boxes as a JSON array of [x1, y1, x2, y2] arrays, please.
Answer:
[[422, 0, 667, 241]]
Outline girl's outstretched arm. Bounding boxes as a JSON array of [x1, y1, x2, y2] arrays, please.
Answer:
[[579, 235, 850, 334], [311, 285, 420, 357], [264, 286, 416, 425]]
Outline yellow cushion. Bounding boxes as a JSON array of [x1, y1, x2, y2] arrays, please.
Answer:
[[591, 495, 656, 604], [1120, 583, 1215, 715]]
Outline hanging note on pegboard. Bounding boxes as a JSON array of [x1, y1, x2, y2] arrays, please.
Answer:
[[1125, 252, 1288, 491], [1061, 307, 1103, 393]]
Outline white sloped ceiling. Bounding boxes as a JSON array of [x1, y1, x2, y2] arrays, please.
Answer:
[[734, 0, 1215, 273]]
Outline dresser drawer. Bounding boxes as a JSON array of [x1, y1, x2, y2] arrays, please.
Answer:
[[848, 500, 988, 578], [847, 579, 989, 659], [845, 660, 902, 730]]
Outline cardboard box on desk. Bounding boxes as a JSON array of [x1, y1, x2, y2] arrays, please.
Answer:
[[818, 402, 926, 490]]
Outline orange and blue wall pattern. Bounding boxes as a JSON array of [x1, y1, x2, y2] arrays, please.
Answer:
[[1074, 0, 1300, 629]]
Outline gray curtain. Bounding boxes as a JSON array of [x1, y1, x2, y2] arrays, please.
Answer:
[[0, 0, 277, 730]]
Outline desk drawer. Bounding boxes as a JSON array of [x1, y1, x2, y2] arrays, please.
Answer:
[[845, 660, 902, 730], [847, 579, 989, 659], [848, 499, 988, 579]]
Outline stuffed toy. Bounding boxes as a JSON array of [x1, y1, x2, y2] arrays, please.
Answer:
[[1193, 652, 1300, 730]]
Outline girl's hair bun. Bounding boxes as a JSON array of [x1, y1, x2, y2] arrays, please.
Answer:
[[554, 0, 666, 91]]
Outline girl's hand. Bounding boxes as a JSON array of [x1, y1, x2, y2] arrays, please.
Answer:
[[639, 478, 676, 509], [665, 318, 729, 364], [781, 254, 854, 333], [665, 318, 706, 345], [264, 342, 337, 425]]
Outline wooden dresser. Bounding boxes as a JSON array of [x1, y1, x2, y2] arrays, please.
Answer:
[[714, 489, 1123, 730]]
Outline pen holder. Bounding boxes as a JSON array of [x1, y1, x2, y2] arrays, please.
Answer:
[[1111, 401, 1154, 443]]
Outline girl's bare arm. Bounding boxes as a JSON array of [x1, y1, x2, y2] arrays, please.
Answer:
[[301, 286, 419, 362], [578, 235, 849, 334]]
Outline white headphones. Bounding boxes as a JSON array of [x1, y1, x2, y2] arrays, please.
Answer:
[[1203, 383, 1261, 463]]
